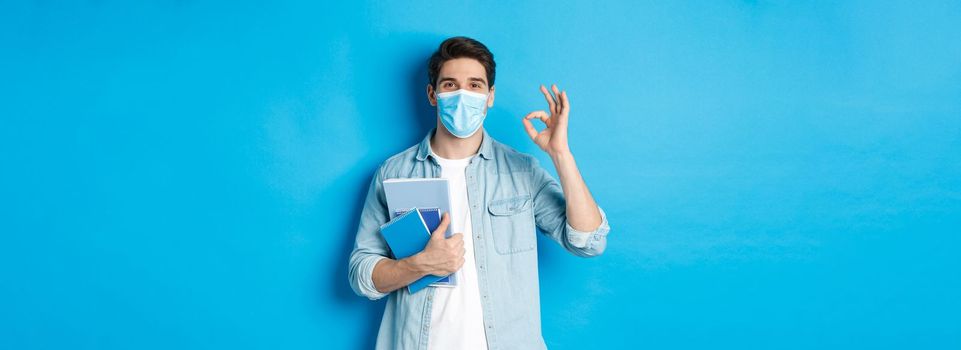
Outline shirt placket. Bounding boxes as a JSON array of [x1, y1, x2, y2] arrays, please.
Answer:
[[420, 159, 441, 350], [466, 157, 496, 349]]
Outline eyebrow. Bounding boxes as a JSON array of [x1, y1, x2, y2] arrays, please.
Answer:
[[438, 76, 488, 85], [468, 77, 488, 85]]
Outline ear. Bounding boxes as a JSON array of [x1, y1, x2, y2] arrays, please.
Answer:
[[426, 84, 437, 106], [487, 85, 496, 107]]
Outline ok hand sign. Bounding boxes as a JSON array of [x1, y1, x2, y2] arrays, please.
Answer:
[[522, 84, 572, 157]]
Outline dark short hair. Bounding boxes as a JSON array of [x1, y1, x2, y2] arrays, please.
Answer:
[[427, 36, 496, 88]]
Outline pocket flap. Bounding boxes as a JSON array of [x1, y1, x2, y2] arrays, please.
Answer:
[[487, 194, 532, 216]]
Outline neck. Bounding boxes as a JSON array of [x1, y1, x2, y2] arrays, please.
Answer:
[[430, 121, 483, 159]]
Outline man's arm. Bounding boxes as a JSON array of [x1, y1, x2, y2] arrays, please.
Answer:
[[524, 84, 610, 256], [347, 165, 394, 300], [530, 155, 610, 257], [347, 163, 466, 299], [371, 213, 465, 294], [550, 151, 603, 232]]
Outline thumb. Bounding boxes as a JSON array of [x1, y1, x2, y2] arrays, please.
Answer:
[[430, 212, 451, 240]]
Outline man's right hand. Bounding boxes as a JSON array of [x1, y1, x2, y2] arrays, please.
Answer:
[[407, 212, 465, 276]]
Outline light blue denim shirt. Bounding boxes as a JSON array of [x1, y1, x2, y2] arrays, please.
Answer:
[[348, 127, 611, 349]]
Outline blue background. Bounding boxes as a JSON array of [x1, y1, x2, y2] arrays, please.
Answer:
[[2, 1, 960, 349]]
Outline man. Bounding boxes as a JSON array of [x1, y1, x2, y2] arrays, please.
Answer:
[[348, 36, 611, 350]]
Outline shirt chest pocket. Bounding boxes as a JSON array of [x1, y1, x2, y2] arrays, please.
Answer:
[[487, 194, 536, 254]]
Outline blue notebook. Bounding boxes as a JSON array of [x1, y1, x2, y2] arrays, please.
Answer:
[[383, 178, 456, 288], [379, 207, 447, 294]]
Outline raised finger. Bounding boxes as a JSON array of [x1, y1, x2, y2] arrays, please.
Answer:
[[560, 90, 571, 115], [540, 85, 557, 114], [552, 84, 563, 112], [555, 91, 570, 128]]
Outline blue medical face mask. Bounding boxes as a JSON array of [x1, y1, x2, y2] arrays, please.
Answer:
[[435, 88, 489, 138]]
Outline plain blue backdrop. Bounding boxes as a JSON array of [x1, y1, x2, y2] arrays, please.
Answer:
[[2, 1, 960, 349]]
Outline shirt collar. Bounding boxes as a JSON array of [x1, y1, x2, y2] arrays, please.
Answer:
[[416, 127, 494, 162]]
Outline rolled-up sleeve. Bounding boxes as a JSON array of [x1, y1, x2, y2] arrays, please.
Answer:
[[530, 157, 611, 258], [347, 164, 392, 300], [564, 206, 610, 252], [351, 254, 389, 300]]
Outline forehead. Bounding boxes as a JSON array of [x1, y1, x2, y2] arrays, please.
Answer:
[[438, 57, 487, 81]]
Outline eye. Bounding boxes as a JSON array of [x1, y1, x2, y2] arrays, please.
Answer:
[[443, 82, 454, 88], [471, 83, 480, 89]]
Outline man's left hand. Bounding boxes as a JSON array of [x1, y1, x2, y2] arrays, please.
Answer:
[[522, 84, 573, 157]]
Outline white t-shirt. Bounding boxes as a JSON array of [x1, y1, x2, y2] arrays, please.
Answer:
[[427, 151, 489, 350]]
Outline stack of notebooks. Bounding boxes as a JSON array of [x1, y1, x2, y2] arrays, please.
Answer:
[[380, 178, 457, 294]]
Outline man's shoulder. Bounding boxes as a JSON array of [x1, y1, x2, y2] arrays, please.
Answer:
[[377, 143, 421, 177]]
